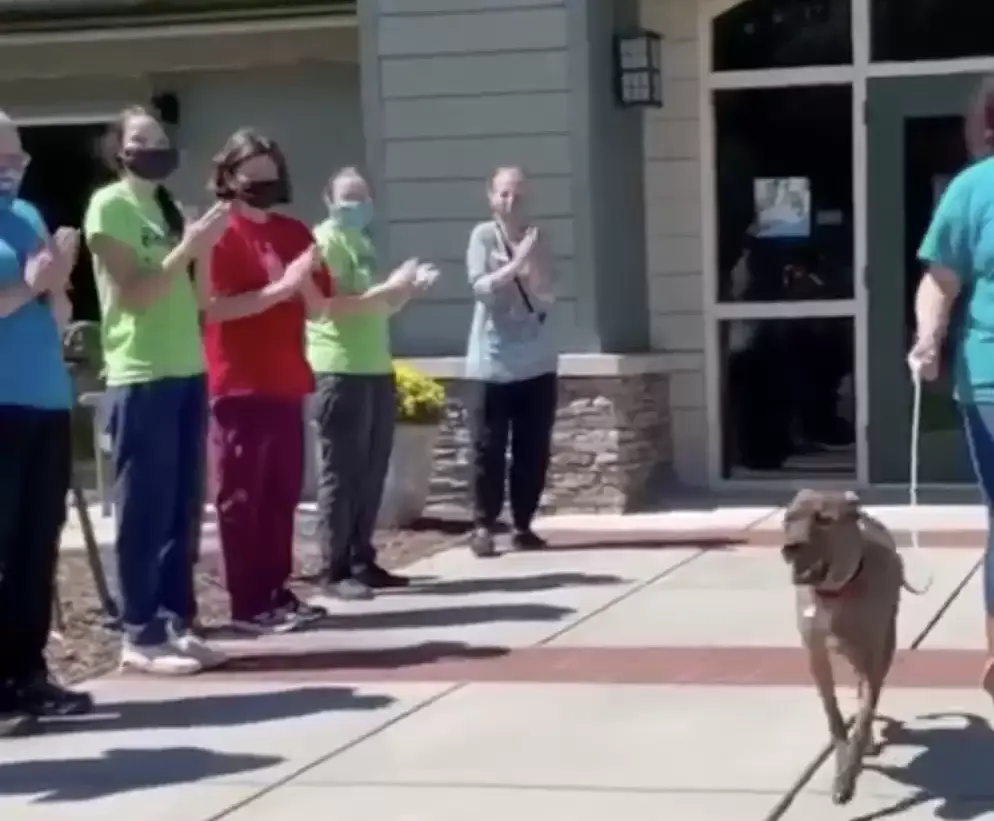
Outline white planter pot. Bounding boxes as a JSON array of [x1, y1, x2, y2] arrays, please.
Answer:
[[377, 422, 439, 529]]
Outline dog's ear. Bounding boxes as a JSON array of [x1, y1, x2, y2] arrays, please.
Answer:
[[840, 490, 862, 522], [784, 488, 818, 521]]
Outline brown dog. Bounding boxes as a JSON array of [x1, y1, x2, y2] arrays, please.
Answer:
[[782, 489, 905, 805]]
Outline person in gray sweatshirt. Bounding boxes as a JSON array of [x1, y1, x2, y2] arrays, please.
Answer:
[[464, 166, 558, 557]]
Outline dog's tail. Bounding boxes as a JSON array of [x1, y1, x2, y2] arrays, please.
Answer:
[[902, 576, 932, 596], [860, 513, 933, 596]]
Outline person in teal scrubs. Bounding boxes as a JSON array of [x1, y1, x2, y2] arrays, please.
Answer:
[[910, 76, 994, 701]]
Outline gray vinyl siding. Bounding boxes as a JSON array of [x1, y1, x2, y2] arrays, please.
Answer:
[[169, 63, 364, 227], [361, 0, 578, 357]]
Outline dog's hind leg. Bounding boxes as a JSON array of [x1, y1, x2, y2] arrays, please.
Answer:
[[866, 619, 897, 757]]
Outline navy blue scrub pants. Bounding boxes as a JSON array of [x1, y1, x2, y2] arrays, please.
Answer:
[[106, 375, 206, 646], [962, 403, 994, 617]]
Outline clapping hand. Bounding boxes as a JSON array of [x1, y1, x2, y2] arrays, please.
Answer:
[[184, 201, 231, 255], [281, 244, 322, 292], [53, 227, 81, 268], [414, 262, 439, 290], [386, 258, 420, 292], [512, 227, 540, 265], [24, 234, 75, 295]]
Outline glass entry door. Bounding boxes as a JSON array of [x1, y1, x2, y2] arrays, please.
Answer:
[[866, 74, 979, 483]]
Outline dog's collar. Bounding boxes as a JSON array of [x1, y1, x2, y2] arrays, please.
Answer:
[[815, 557, 865, 599]]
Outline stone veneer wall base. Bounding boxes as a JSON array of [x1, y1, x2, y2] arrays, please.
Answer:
[[430, 374, 672, 515]]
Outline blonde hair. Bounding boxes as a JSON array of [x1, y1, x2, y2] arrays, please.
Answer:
[[488, 165, 525, 190]]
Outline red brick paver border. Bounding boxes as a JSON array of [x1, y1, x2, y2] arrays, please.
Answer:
[[536, 529, 986, 548], [152, 645, 990, 688]]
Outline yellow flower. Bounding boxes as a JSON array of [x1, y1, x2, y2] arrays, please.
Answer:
[[393, 363, 446, 425]]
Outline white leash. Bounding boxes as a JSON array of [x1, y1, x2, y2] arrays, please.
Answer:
[[905, 364, 934, 594]]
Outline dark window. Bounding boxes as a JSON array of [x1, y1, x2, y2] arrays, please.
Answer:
[[872, 0, 994, 62], [712, 0, 852, 72], [720, 317, 855, 478], [714, 85, 854, 303]]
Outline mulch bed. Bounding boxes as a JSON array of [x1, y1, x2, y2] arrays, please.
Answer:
[[47, 517, 473, 685]]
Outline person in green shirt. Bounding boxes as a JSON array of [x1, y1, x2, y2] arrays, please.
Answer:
[[84, 106, 229, 676], [306, 167, 437, 600]]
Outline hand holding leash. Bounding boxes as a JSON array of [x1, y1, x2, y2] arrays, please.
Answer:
[[907, 336, 940, 382], [903, 353, 934, 594]]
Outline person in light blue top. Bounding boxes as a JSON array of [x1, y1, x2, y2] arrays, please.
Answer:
[[0, 109, 93, 733], [464, 166, 558, 558], [910, 77, 994, 702]]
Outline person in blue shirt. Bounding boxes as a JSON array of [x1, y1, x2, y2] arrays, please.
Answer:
[[464, 166, 558, 558], [910, 77, 994, 702], [0, 110, 93, 735]]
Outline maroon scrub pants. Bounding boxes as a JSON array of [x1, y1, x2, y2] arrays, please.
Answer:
[[209, 395, 303, 621]]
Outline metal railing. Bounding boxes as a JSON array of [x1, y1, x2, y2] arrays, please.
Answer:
[[55, 321, 118, 635]]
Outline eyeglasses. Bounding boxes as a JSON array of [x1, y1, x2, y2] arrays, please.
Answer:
[[0, 152, 30, 174]]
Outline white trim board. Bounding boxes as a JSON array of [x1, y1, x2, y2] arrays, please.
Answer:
[[13, 114, 113, 127], [712, 300, 857, 321], [0, 13, 356, 47], [398, 353, 705, 381]]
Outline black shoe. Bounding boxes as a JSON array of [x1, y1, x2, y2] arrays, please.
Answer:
[[16, 675, 93, 718], [511, 529, 548, 551], [0, 683, 35, 737], [323, 577, 375, 602], [470, 527, 497, 558], [355, 564, 410, 590], [277, 589, 328, 624]]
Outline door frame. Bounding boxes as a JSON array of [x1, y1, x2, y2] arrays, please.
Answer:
[[700, 1, 865, 488], [702, 0, 994, 489]]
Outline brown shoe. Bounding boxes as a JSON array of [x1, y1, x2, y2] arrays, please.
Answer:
[[982, 658, 994, 698], [982, 618, 994, 699]]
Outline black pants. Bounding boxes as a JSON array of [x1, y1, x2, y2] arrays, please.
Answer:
[[469, 373, 557, 531], [314, 373, 395, 581], [0, 406, 71, 682]]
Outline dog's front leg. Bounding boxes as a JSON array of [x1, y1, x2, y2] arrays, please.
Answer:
[[806, 637, 847, 776], [834, 669, 883, 805]]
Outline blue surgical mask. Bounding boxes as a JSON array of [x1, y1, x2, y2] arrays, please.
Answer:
[[333, 200, 374, 232], [0, 168, 23, 210]]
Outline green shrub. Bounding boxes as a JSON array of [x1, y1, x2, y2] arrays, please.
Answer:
[[394, 363, 445, 425]]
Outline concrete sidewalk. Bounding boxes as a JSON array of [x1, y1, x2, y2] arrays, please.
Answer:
[[7, 510, 993, 820], [57, 498, 991, 551]]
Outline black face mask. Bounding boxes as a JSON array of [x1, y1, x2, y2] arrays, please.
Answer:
[[120, 147, 179, 182], [237, 179, 289, 210]]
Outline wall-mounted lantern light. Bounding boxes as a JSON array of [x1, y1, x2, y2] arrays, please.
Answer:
[[613, 29, 663, 108]]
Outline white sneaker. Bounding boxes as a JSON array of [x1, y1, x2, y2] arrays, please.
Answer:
[[170, 631, 228, 670], [119, 641, 203, 676]]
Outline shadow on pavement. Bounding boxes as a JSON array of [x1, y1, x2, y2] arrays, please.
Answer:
[[0, 746, 281, 803], [855, 713, 994, 820], [307, 602, 576, 630], [206, 602, 575, 641], [539, 537, 740, 551], [405, 571, 626, 596], [37, 685, 393, 736], [225, 640, 510, 674]]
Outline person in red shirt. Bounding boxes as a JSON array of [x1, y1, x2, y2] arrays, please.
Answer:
[[199, 128, 421, 634], [199, 128, 334, 634]]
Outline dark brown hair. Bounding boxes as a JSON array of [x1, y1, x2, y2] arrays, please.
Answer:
[[208, 127, 291, 202], [966, 76, 994, 160], [99, 105, 184, 241]]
